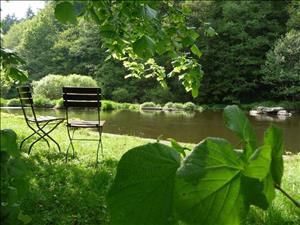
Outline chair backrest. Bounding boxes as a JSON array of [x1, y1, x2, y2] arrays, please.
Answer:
[[17, 86, 37, 122], [62, 87, 102, 124]]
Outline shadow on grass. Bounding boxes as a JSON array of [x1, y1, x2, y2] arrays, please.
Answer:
[[21, 150, 118, 225]]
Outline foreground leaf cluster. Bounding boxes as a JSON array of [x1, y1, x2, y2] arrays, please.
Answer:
[[108, 105, 285, 225], [0, 129, 31, 224]]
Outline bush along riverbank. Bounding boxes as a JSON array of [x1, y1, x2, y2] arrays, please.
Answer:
[[1, 97, 140, 111], [1, 97, 300, 112]]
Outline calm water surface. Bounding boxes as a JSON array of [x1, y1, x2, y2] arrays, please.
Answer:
[[2, 108, 300, 153]]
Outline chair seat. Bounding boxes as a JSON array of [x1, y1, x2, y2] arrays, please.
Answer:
[[28, 116, 65, 123], [67, 120, 105, 128]]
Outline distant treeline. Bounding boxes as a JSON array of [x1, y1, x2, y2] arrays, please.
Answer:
[[1, 1, 299, 104]]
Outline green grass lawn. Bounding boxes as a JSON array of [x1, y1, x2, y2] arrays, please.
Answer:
[[1, 112, 299, 225]]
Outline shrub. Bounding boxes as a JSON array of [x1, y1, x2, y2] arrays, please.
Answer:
[[33, 75, 64, 99], [33, 74, 98, 99], [33, 96, 55, 108], [6, 98, 20, 107], [140, 102, 160, 110], [112, 88, 133, 103], [183, 102, 196, 111], [55, 98, 64, 108], [140, 86, 175, 104], [172, 103, 184, 110], [0, 98, 8, 107], [262, 30, 300, 100], [102, 100, 116, 111], [129, 104, 139, 111], [163, 102, 174, 110]]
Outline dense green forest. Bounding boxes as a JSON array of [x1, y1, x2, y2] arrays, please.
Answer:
[[1, 0, 299, 104]]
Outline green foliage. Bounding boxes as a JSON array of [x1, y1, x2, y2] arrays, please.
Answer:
[[54, 1, 208, 97], [163, 102, 174, 110], [1, 14, 19, 34], [183, 102, 196, 111], [163, 102, 198, 111], [33, 96, 56, 108], [223, 105, 257, 158], [176, 137, 247, 225], [262, 30, 300, 101], [107, 143, 180, 225], [6, 98, 20, 107], [107, 105, 292, 225], [140, 86, 175, 104], [101, 100, 114, 111], [197, 1, 289, 103], [1, 112, 299, 225], [33, 74, 97, 99], [112, 88, 133, 103], [101, 100, 138, 111], [0, 129, 31, 224], [140, 102, 160, 109], [54, 2, 77, 24], [55, 98, 64, 108], [0, 98, 8, 107], [287, 0, 300, 30], [2, 1, 297, 103], [0, 48, 27, 83], [3, 4, 61, 80], [172, 103, 184, 110]]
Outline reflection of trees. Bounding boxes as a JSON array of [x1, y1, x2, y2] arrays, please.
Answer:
[[139, 110, 162, 117]]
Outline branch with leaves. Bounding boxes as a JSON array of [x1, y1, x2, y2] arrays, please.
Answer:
[[54, 0, 216, 97], [0, 47, 28, 83]]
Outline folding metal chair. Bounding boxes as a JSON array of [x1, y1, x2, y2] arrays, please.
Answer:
[[62, 87, 105, 164], [17, 86, 65, 154]]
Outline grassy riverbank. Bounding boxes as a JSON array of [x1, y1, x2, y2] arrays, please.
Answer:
[[1, 112, 299, 225], [2, 96, 300, 112]]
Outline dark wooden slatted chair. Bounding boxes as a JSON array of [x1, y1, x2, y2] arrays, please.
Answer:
[[62, 87, 105, 164], [17, 86, 65, 154]]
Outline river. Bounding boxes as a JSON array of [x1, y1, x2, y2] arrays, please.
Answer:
[[1, 108, 299, 153]]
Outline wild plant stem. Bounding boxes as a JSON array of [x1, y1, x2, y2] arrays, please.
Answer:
[[275, 184, 300, 208]]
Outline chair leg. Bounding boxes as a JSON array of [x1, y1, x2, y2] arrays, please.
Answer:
[[28, 122, 62, 154], [21, 130, 50, 151], [66, 127, 75, 162], [40, 128, 61, 153], [100, 139, 104, 158], [96, 139, 101, 165], [20, 132, 36, 151], [96, 127, 103, 165]]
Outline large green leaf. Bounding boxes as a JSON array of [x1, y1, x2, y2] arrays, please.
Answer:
[[241, 124, 284, 209], [190, 44, 202, 58], [243, 145, 272, 181], [242, 147, 274, 209], [107, 143, 180, 225], [54, 2, 77, 24], [141, 5, 158, 20], [132, 35, 156, 59], [264, 124, 284, 185], [175, 138, 248, 225], [241, 174, 275, 210], [224, 105, 257, 159]]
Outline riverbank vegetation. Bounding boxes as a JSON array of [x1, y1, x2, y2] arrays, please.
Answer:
[[1, 112, 299, 225]]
